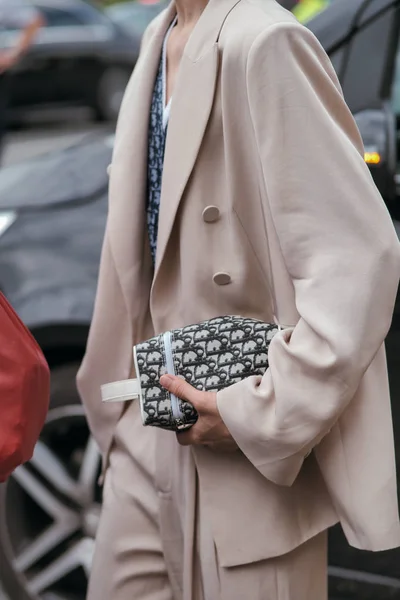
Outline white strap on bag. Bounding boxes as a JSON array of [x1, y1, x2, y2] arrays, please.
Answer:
[[101, 378, 140, 403]]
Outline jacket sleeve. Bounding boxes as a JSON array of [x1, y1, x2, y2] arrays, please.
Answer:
[[216, 22, 400, 486]]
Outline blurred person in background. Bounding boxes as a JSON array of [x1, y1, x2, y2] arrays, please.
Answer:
[[0, 0, 44, 159]]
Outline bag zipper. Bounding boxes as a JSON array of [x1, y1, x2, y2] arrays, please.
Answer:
[[163, 331, 185, 427]]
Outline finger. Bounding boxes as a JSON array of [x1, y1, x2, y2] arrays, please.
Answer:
[[176, 425, 200, 447], [160, 374, 203, 409]]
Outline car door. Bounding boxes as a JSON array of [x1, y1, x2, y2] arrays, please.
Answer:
[[309, 0, 400, 208], [391, 29, 400, 211], [308, 2, 400, 598]]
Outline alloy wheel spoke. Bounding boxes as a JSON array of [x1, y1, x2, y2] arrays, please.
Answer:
[[78, 437, 100, 504], [4, 402, 100, 598], [80, 539, 95, 577], [12, 464, 79, 520], [30, 441, 83, 504], [13, 518, 81, 573], [26, 538, 95, 595]]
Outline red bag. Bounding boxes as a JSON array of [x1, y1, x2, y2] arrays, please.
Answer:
[[0, 292, 50, 482]]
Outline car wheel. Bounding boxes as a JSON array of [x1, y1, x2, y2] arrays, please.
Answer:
[[0, 363, 101, 600], [94, 66, 131, 122]]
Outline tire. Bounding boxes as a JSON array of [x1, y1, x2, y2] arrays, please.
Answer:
[[94, 66, 131, 122], [0, 364, 101, 600]]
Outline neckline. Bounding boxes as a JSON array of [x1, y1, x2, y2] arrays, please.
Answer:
[[162, 15, 178, 129]]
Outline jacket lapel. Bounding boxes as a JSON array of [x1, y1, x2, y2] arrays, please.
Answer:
[[107, 4, 176, 322], [152, 0, 242, 282]]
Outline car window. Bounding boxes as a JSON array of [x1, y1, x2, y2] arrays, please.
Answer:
[[341, 5, 398, 113], [110, 2, 165, 36], [72, 3, 110, 25], [392, 50, 400, 117], [39, 7, 84, 27], [129, 5, 162, 33]]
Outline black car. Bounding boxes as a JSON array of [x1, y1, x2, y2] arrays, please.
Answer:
[[1, 0, 400, 598], [1, 0, 140, 122], [0, 135, 110, 600]]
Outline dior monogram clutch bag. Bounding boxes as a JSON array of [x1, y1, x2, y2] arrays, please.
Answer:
[[101, 316, 279, 432]]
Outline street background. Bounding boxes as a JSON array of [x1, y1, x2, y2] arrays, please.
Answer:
[[1, 1, 400, 599], [0, 111, 107, 600]]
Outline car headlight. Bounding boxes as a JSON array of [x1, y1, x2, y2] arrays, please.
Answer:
[[364, 148, 381, 165]]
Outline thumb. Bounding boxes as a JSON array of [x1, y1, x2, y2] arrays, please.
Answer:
[[160, 374, 203, 409]]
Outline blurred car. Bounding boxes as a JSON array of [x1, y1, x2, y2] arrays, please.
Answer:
[[280, 0, 300, 9], [0, 0, 400, 599], [307, 0, 399, 211], [1, 0, 140, 122], [0, 134, 111, 600], [106, 0, 169, 39]]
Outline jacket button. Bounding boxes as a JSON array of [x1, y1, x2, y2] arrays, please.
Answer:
[[213, 272, 232, 285], [107, 164, 112, 177], [202, 205, 220, 223]]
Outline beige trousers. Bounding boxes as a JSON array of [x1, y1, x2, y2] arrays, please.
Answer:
[[87, 401, 328, 600]]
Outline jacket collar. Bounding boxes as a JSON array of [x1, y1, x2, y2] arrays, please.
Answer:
[[152, 0, 242, 284], [108, 0, 242, 324], [183, 0, 243, 61]]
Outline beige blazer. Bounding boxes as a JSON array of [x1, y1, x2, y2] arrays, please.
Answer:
[[77, 0, 400, 566]]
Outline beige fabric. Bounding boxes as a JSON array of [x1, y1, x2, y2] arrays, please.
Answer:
[[88, 403, 175, 600], [88, 401, 328, 600], [77, 0, 400, 571]]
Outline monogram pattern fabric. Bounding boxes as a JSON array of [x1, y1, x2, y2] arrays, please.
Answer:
[[134, 316, 279, 431], [146, 54, 166, 266]]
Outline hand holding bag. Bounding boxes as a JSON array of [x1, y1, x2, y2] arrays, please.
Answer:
[[102, 187, 282, 432], [101, 316, 279, 431]]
